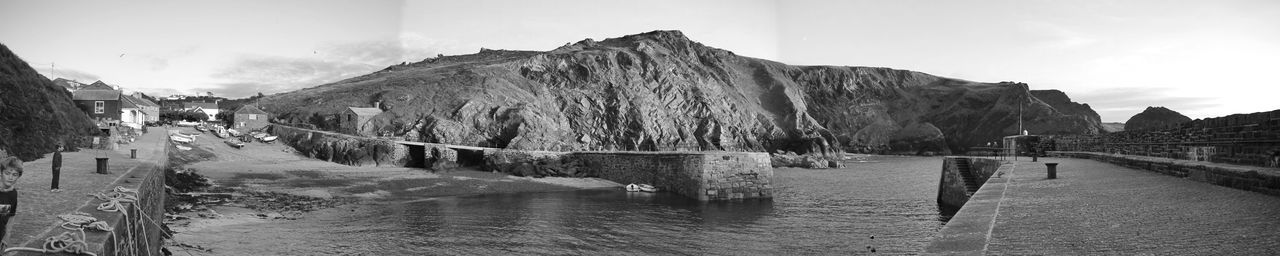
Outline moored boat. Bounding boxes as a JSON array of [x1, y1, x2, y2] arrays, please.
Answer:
[[225, 139, 245, 149], [625, 183, 658, 192]]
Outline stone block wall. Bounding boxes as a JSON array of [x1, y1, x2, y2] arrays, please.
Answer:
[[1050, 152, 1280, 196], [1048, 109, 1280, 168], [481, 150, 773, 201], [270, 124, 410, 167], [577, 151, 772, 201], [14, 139, 169, 256], [937, 157, 1004, 211]]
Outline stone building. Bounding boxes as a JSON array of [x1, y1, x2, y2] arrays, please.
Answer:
[[342, 107, 381, 136], [232, 105, 270, 131]]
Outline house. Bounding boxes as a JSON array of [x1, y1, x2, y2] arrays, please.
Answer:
[[71, 81, 122, 123], [128, 93, 161, 123], [119, 95, 145, 128], [342, 107, 382, 136], [232, 105, 270, 131], [183, 102, 220, 121]]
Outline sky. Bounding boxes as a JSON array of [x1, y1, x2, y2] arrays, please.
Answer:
[[2, 0, 1278, 122]]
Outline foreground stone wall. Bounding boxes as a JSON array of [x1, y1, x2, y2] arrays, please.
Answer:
[[14, 139, 169, 256], [937, 157, 1004, 210], [1051, 151, 1280, 196], [270, 124, 410, 167], [1050, 109, 1280, 168]]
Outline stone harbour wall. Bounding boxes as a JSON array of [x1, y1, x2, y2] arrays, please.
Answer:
[[14, 139, 169, 256], [937, 157, 1004, 211], [1049, 109, 1280, 168], [270, 124, 410, 167], [1050, 151, 1280, 196], [482, 151, 773, 201]]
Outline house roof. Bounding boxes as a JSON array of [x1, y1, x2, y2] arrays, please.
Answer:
[[121, 96, 139, 108], [129, 94, 159, 107], [81, 81, 114, 90], [72, 89, 120, 101], [184, 102, 219, 110], [346, 107, 382, 117], [235, 105, 268, 115]]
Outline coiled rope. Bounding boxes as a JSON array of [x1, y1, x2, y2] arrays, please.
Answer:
[[3, 212, 105, 256]]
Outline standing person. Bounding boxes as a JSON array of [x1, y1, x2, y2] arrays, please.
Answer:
[[51, 144, 62, 192], [0, 156, 23, 249]]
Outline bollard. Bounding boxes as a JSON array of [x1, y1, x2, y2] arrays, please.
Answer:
[[95, 157, 109, 174], [130, 149, 137, 159], [1045, 163, 1058, 179], [1032, 154, 1038, 162]]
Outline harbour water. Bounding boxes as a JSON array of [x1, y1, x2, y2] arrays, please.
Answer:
[[188, 155, 947, 255]]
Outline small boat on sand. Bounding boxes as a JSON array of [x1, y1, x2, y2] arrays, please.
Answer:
[[259, 136, 278, 143], [225, 139, 245, 149], [170, 135, 194, 143], [625, 184, 658, 192], [175, 145, 192, 151]]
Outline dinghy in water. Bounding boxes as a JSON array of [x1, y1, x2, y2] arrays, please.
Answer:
[[625, 183, 658, 192]]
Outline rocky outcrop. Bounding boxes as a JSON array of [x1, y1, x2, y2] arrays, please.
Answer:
[[0, 43, 98, 161], [259, 30, 1102, 155], [1125, 106, 1191, 131]]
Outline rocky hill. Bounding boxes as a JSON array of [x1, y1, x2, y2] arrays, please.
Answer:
[[257, 30, 1102, 154], [0, 43, 99, 161], [1101, 122, 1125, 133], [1125, 106, 1191, 131]]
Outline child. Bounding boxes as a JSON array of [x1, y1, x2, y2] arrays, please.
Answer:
[[51, 144, 62, 192], [0, 156, 22, 248]]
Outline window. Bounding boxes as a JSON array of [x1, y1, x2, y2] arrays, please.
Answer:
[[248, 114, 257, 120], [94, 101, 104, 113]]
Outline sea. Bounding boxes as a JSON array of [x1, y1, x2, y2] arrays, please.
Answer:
[[221, 155, 949, 255]]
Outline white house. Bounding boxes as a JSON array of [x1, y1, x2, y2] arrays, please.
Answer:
[[183, 102, 220, 121]]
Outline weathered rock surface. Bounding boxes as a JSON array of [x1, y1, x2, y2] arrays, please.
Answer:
[[0, 43, 98, 161], [269, 125, 410, 167], [258, 30, 1102, 154], [1125, 106, 1191, 131]]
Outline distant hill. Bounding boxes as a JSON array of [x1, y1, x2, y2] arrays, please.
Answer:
[[256, 30, 1103, 154], [1125, 106, 1191, 131], [1101, 122, 1125, 133], [0, 43, 99, 161]]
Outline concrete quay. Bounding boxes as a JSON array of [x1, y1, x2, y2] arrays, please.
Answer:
[[928, 157, 1280, 255]]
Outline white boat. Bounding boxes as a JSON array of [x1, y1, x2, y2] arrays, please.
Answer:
[[170, 135, 194, 143], [227, 129, 241, 137], [259, 136, 278, 143], [175, 145, 192, 151], [251, 132, 268, 139], [225, 139, 245, 149], [625, 183, 658, 192], [175, 121, 200, 127]]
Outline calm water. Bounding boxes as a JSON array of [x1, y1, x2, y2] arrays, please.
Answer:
[[264, 155, 947, 255]]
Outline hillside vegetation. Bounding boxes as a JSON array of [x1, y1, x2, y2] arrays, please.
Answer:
[[0, 43, 99, 161], [258, 30, 1102, 154]]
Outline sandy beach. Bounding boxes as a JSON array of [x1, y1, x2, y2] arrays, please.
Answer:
[[162, 127, 621, 255]]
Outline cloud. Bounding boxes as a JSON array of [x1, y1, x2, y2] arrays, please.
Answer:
[[208, 36, 454, 98], [33, 66, 100, 82], [1019, 21, 1101, 49], [1071, 87, 1220, 122]]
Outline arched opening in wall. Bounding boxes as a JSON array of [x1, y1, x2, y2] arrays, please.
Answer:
[[456, 148, 485, 167], [405, 144, 425, 168]]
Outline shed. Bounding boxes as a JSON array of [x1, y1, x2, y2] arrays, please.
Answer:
[[233, 105, 271, 131], [342, 107, 382, 136]]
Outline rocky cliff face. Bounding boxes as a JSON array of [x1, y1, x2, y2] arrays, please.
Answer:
[[259, 30, 1102, 154], [1125, 106, 1191, 131], [0, 43, 99, 161]]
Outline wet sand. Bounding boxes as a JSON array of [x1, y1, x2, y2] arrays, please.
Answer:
[[163, 127, 621, 255]]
